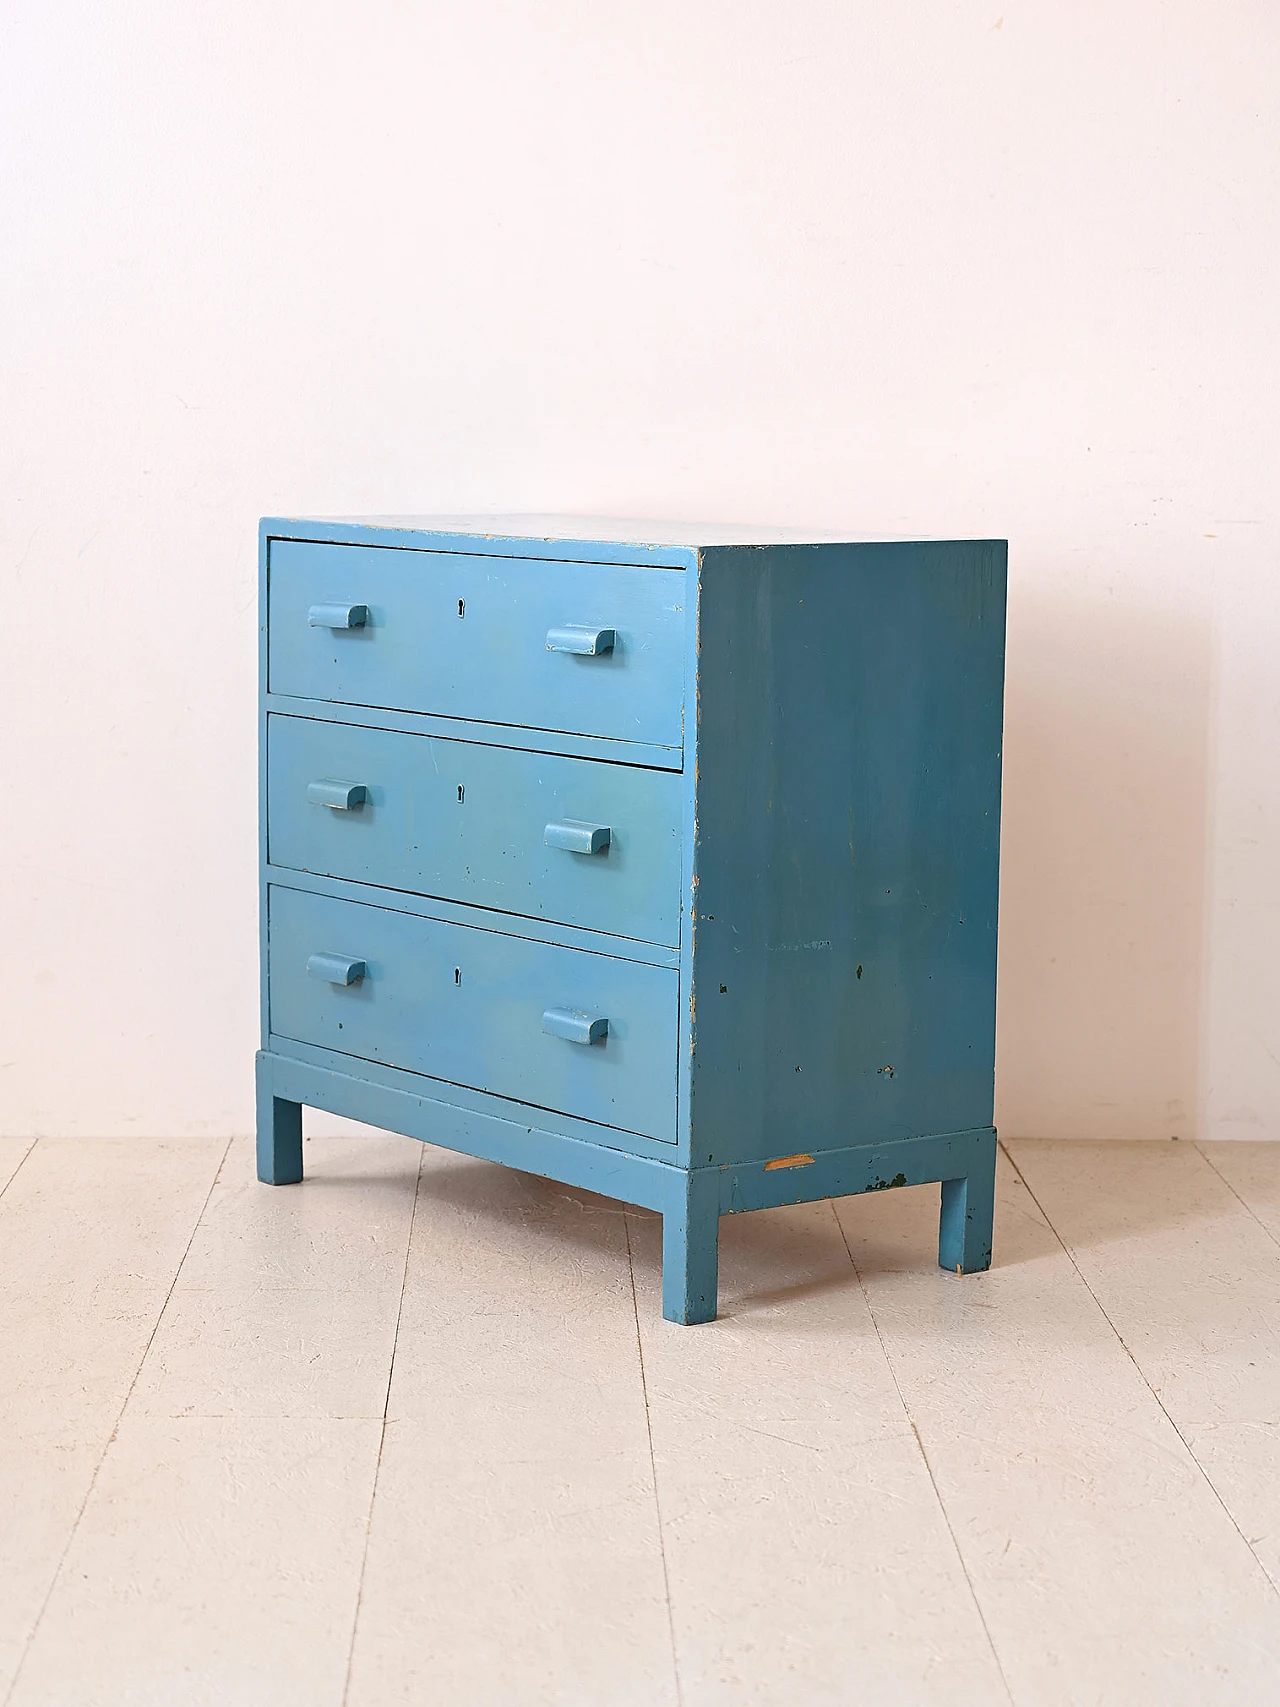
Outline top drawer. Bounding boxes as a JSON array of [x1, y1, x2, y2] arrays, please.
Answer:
[[267, 540, 686, 750]]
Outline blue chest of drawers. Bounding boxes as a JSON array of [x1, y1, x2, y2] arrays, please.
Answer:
[[256, 517, 1007, 1322]]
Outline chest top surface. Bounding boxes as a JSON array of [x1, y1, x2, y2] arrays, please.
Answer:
[[261, 514, 1005, 564]]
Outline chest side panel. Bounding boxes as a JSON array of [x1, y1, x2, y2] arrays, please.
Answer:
[[689, 541, 1006, 1165]]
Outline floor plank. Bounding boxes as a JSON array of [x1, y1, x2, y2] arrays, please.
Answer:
[[1009, 1138, 1280, 1596], [1199, 1140, 1280, 1249], [7, 1135, 1280, 1704], [0, 1139, 226, 1698], [345, 1148, 676, 1707], [126, 1135, 420, 1421], [0, 1140, 35, 1198], [836, 1149, 1280, 1706], [177, 1131, 424, 1291], [4, 1135, 420, 1706], [628, 1197, 1010, 1707], [8, 1418, 380, 1707]]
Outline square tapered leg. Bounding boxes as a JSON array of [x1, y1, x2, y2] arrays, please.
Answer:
[[662, 1169, 721, 1324], [256, 1052, 303, 1185], [938, 1131, 996, 1274]]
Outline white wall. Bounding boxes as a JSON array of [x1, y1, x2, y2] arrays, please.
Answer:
[[3, 2, 1277, 1140]]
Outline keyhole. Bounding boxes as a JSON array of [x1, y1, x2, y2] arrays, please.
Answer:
[[457, 599, 465, 618], [454, 967, 461, 986], [457, 784, 465, 803]]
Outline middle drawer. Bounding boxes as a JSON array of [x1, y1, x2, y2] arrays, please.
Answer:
[[267, 714, 683, 946]]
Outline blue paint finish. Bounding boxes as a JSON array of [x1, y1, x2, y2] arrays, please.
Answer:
[[269, 539, 685, 748], [306, 952, 366, 986], [305, 779, 368, 810], [268, 714, 681, 945], [267, 692, 683, 772], [939, 1132, 997, 1274], [688, 541, 1006, 1166], [545, 624, 615, 655], [663, 1167, 721, 1325], [308, 601, 368, 629], [543, 819, 611, 855], [720, 1127, 995, 1215], [259, 1048, 680, 1208], [258, 518, 1006, 1322], [262, 515, 701, 572], [258, 1049, 996, 1260], [542, 1006, 609, 1045], [255, 1052, 302, 1185], [266, 865, 680, 970], [270, 1031, 686, 1166], [269, 883, 679, 1144]]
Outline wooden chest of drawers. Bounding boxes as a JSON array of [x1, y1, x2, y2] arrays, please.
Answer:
[[256, 517, 1007, 1322]]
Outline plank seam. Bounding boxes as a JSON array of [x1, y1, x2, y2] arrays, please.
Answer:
[[624, 1211, 683, 1707], [831, 1197, 1016, 1706], [1194, 1142, 1280, 1257], [1002, 1140, 1280, 1603], [342, 1142, 425, 1707], [1, 1136, 233, 1707], [0, 1138, 38, 1205]]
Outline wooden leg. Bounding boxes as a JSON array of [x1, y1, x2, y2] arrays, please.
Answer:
[[662, 1170, 721, 1324], [256, 1052, 303, 1185], [938, 1131, 996, 1274]]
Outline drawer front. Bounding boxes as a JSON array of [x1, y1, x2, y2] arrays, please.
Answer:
[[268, 715, 683, 946], [268, 885, 679, 1144], [267, 539, 685, 749]]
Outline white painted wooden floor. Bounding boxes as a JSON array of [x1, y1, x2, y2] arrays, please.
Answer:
[[2, 1136, 1279, 1706]]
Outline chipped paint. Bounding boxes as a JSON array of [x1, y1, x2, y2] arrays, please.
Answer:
[[764, 1153, 815, 1171], [867, 1172, 908, 1191]]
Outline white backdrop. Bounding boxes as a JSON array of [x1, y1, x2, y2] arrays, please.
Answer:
[[2, 2, 1277, 1140]]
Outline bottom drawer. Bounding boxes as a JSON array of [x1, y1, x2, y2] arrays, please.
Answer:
[[268, 885, 679, 1144]]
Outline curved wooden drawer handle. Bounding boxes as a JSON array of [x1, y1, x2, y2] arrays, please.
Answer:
[[542, 1007, 608, 1045]]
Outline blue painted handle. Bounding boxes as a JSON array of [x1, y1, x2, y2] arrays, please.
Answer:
[[308, 602, 368, 629], [542, 1006, 609, 1045], [545, 625, 615, 656], [307, 952, 367, 986], [306, 779, 368, 810], [544, 818, 611, 854]]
